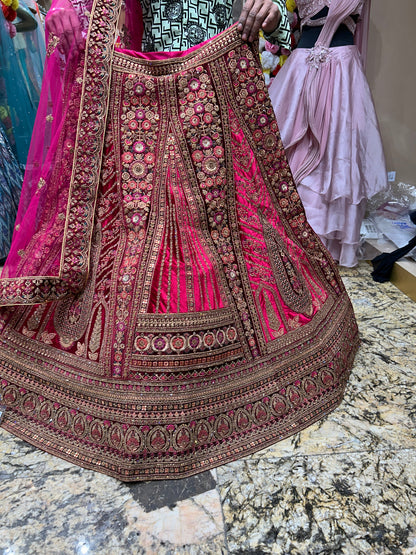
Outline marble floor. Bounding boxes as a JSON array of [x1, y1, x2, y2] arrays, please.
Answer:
[[0, 261, 415, 554]]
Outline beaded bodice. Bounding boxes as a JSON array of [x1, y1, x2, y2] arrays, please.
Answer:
[[296, 0, 364, 35]]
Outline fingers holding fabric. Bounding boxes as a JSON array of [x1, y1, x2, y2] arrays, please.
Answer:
[[238, 0, 282, 42], [45, 3, 83, 55]]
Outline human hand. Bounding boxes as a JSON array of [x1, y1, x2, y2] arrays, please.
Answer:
[[238, 0, 282, 42], [45, 0, 83, 55]]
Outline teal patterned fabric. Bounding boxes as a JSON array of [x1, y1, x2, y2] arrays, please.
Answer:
[[0, 123, 23, 262], [140, 0, 290, 52]]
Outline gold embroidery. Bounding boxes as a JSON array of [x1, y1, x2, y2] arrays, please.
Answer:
[[263, 290, 283, 333], [54, 227, 102, 344], [39, 331, 56, 345], [26, 305, 47, 332], [21, 326, 36, 338], [255, 285, 288, 342], [46, 34, 60, 57], [260, 211, 314, 317], [288, 315, 302, 330], [88, 305, 102, 359], [59, 336, 75, 349], [75, 342, 86, 357], [37, 178, 46, 190]]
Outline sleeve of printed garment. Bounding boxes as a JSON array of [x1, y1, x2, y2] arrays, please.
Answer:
[[264, 0, 291, 48]]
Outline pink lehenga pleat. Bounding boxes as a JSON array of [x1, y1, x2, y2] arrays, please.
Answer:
[[0, 20, 359, 480]]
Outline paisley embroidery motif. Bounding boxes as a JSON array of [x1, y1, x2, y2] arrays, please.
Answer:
[[260, 211, 314, 317]]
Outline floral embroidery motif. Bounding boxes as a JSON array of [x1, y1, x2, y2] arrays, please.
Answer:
[[307, 45, 332, 68]]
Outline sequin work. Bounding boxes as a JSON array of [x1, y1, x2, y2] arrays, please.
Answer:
[[0, 26, 359, 481]]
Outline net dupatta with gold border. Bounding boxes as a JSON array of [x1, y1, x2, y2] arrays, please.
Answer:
[[0, 0, 141, 306]]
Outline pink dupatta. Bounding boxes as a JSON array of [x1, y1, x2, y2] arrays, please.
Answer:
[[0, 0, 142, 305]]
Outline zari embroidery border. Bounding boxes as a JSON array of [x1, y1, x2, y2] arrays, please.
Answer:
[[0, 296, 357, 422], [59, 0, 122, 286], [112, 24, 243, 77], [1, 381, 350, 480], [0, 294, 359, 480], [0, 292, 351, 402]]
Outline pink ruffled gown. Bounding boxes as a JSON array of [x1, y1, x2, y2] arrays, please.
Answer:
[[268, 0, 388, 267]]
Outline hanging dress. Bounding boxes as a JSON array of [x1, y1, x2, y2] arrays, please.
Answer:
[[268, 0, 388, 267], [0, 0, 359, 481]]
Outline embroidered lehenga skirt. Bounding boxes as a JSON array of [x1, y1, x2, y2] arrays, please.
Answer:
[[0, 27, 359, 480]]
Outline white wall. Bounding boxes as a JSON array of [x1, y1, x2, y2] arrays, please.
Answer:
[[366, 0, 416, 187]]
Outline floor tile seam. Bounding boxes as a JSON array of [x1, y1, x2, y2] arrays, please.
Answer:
[[237, 445, 416, 462], [215, 477, 232, 554]]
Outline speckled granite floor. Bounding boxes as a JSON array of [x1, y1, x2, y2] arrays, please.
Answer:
[[1, 261, 415, 554]]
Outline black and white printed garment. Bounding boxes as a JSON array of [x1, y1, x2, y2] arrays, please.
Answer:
[[140, 0, 291, 52]]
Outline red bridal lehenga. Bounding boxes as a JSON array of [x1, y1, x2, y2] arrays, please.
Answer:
[[0, 0, 359, 480]]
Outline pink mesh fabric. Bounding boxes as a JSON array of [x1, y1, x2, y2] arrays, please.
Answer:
[[0, 0, 143, 305]]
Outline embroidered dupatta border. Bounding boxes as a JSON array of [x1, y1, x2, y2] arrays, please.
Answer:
[[0, 0, 121, 306]]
